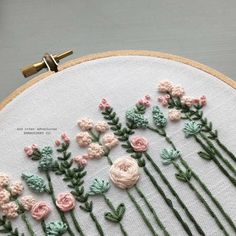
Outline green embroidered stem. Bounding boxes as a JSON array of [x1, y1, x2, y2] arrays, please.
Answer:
[[55, 143, 105, 236], [126, 190, 158, 236], [45, 171, 75, 236], [0, 216, 24, 236], [21, 213, 35, 236], [194, 135, 236, 187], [134, 186, 170, 236], [70, 211, 85, 236], [41, 220, 47, 236], [199, 132, 236, 176], [102, 194, 128, 236], [172, 162, 229, 236]]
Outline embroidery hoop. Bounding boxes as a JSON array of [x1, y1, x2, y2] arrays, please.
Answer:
[[0, 50, 235, 111]]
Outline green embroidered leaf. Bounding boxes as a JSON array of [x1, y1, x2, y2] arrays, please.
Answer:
[[104, 212, 119, 223], [175, 173, 187, 182], [198, 151, 212, 161], [138, 159, 146, 167], [116, 203, 126, 219]]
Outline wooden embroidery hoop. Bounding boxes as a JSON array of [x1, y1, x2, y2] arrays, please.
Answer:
[[0, 50, 235, 111]]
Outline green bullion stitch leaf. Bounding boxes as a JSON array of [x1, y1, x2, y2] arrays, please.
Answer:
[[160, 148, 181, 165], [183, 121, 201, 138], [88, 179, 110, 196], [152, 106, 167, 128]]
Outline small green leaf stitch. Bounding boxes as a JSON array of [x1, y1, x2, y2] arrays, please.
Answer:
[[152, 106, 167, 128], [41, 146, 53, 156], [126, 108, 149, 128], [104, 203, 126, 223], [21, 173, 47, 193], [183, 121, 201, 138], [175, 169, 192, 182], [89, 179, 110, 195], [46, 221, 68, 236], [160, 149, 181, 165]]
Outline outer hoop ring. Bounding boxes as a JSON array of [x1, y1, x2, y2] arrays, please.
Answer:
[[0, 50, 235, 111]]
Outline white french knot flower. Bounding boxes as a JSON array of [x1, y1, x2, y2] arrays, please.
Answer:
[[168, 108, 182, 121], [77, 118, 94, 131], [76, 132, 92, 147], [1, 201, 19, 219], [158, 80, 173, 93], [20, 195, 36, 211], [171, 85, 185, 97], [0, 173, 10, 187], [9, 181, 24, 196], [0, 189, 11, 206], [102, 134, 119, 149], [94, 121, 109, 133], [87, 143, 105, 159], [109, 156, 140, 189]]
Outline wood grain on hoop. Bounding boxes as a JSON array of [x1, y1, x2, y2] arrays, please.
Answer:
[[0, 50, 235, 111]]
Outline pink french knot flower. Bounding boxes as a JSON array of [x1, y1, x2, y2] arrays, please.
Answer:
[[1, 201, 19, 219], [94, 121, 109, 133], [74, 155, 88, 167], [76, 132, 92, 147], [99, 98, 110, 110], [78, 118, 94, 131], [168, 109, 182, 121], [55, 139, 61, 146], [0, 173, 10, 187], [200, 95, 207, 106], [31, 201, 51, 220], [20, 195, 36, 211], [137, 95, 151, 107], [109, 156, 140, 189], [157, 95, 170, 106], [87, 143, 105, 159], [102, 133, 119, 150], [24, 146, 34, 156], [130, 136, 149, 152], [9, 181, 24, 196], [61, 132, 70, 144], [158, 80, 173, 93], [56, 192, 76, 212], [0, 189, 11, 206], [181, 96, 193, 107], [171, 85, 185, 97]]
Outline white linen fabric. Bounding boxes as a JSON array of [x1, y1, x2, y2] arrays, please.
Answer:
[[0, 55, 235, 236]]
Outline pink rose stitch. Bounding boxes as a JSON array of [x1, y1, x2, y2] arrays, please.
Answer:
[[102, 133, 119, 150], [130, 137, 149, 152], [74, 155, 88, 167], [78, 118, 94, 131], [76, 132, 92, 147], [56, 193, 76, 212], [158, 80, 173, 93], [0, 189, 11, 206], [94, 121, 109, 133], [20, 195, 36, 211], [9, 181, 24, 196], [1, 201, 19, 219], [87, 143, 105, 159], [31, 201, 51, 220], [168, 109, 182, 121], [99, 98, 110, 110]]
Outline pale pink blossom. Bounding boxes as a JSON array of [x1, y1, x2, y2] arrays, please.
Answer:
[[181, 96, 193, 107], [130, 137, 149, 152], [55, 139, 61, 146], [20, 195, 36, 211], [31, 201, 51, 220], [9, 181, 24, 196], [76, 132, 92, 147], [168, 109, 182, 121], [78, 118, 94, 131], [0, 173, 10, 187], [1, 202, 19, 219], [158, 96, 169, 106], [87, 143, 104, 159], [74, 155, 88, 167], [102, 134, 119, 149], [94, 121, 109, 133], [99, 98, 110, 110], [137, 95, 151, 107], [200, 95, 207, 106], [24, 146, 34, 156], [0, 189, 11, 206], [158, 80, 173, 93], [56, 193, 76, 212], [171, 85, 185, 97], [109, 156, 140, 189], [31, 144, 38, 150], [61, 132, 70, 144]]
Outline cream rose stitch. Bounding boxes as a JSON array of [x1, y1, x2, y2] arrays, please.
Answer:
[[56, 192, 76, 212], [109, 156, 140, 189]]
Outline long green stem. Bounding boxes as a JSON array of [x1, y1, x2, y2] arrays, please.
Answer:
[[41, 220, 47, 236], [126, 190, 158, 236], [90, 212, 105, 236], [102, 194, 128, 236], [144, 152, 204, 236], [172, 162, 229, 236], [21, 213, 35, 236], [70, 211, 85, 236], [200, 132, 236, 176], [45, 171, 75, 236]]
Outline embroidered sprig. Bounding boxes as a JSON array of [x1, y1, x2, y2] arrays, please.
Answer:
[[0, 216, 23, 236]]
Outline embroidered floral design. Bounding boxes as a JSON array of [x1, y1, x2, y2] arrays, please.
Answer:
[[94, 121, 109, 133], [109, 156, 140, 189], [158, 95, 170, 106], [126, 108, 149, 128], [0, 173, 10, 187], [152, 106, 167, 128], [0, 189, 11, 206], [31, 201, 51, 220], [184, 121, 201, 137], [160, 149, 181, 165], [76, 132, 93, 147], [171, 85, 185, 97], [9, 181, 24, 196], [130, 136, 149, 152], [137, 95, 151, 107], [102, 133, 119, 150], [56, 193, 76, 212], [61, 133, 70, 144], [46, 221, 68, 236], [168, 108, 182, 121], [78, 118, 94, 131], [20, 195, 36, 211], [21, 173, 47, 193], [74, 154, 88, 167], [89, 179, 110, 195], [1, 201, 19, 219], [158, 80, 173, 93], [99, 98, 111, 110], [87, 143, 105, 159]]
